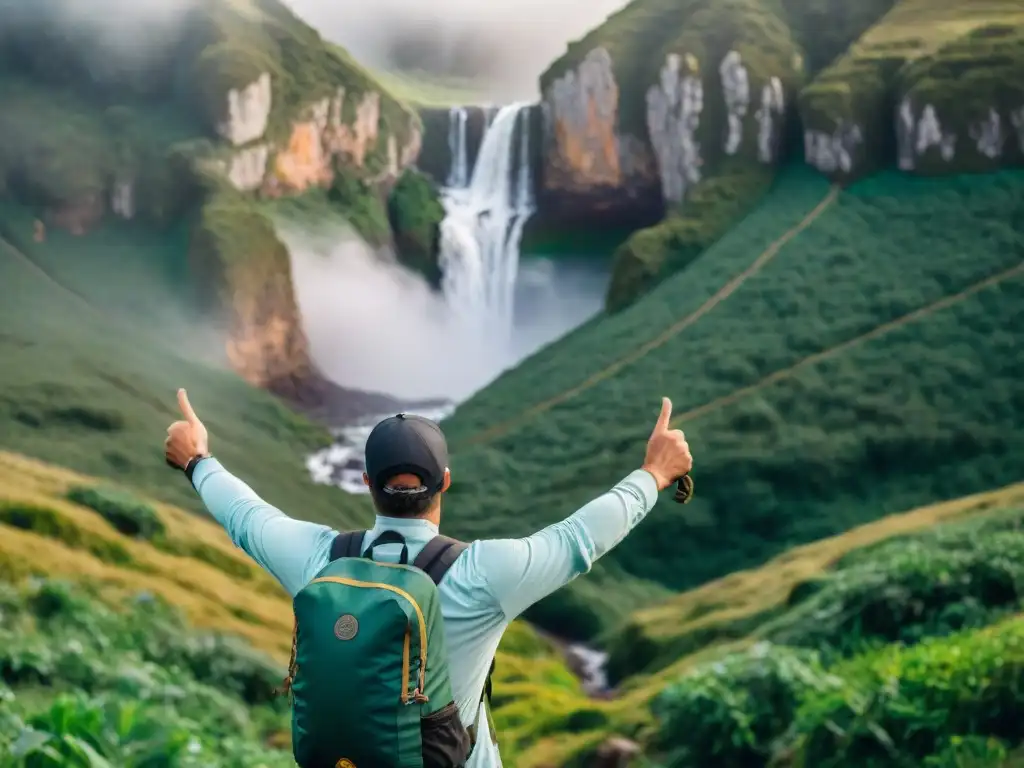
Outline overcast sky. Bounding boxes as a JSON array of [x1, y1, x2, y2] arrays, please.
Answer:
[[284, 0, 630, 101]]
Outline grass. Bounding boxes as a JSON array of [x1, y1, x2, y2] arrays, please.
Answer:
[[799, 0, 1024, 177], [470, 485, 1024, 766], [439, 166, 1024, 638], [605, 481, 1024, 682], [3, 449, 1023, 766], [0, 450, 597, 766], [371, 68, 489, 108], [0, 225, 370, 527]]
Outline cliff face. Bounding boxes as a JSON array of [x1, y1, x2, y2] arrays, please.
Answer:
[[0, 0, 424, 394], [800, 0, 1024, 179], [536, 0, 1024, 310], [539, 47, 665, 231], [216, 84, 422, 197], [539, 0, 803, 306], [416, 106, 493, 186]]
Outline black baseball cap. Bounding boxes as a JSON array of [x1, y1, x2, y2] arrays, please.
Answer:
[[364, 413, 449, 494]]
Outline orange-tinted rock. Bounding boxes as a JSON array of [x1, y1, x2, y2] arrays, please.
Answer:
[[538, 47, 662, 232], [272, 121, 333, 193]]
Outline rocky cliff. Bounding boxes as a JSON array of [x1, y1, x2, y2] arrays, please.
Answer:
[[800, 0, 1024, 179], [536, 0, 1024, 310], [416, 106, 493, 185], [0, 0, 430, 396]]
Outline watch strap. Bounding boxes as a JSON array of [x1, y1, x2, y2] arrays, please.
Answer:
[[184, 454, 211, 483]]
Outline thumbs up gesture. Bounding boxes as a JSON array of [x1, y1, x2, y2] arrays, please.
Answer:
[[164, 389, 209, 469], [641, 397, 693, 492]]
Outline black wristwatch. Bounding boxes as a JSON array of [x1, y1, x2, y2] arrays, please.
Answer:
[[183, 454, 211, 483]]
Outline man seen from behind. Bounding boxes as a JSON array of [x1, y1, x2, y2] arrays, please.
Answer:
[[164, 389, 693, 767]]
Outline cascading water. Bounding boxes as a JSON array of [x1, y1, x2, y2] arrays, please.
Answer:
[[307, 102, 555, 494], [446, 107, 470, 188], [438, 102, 535, 342]]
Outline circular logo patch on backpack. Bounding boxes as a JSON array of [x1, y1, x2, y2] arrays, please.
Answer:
[[336, 759, 356, 768], [334, 614, 358, 641]]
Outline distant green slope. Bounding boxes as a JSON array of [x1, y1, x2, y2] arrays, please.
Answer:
[[441, 166, 1024, 638], [0, 229, 371, 527]]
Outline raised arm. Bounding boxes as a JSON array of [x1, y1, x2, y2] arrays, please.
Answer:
[[164, 389, 334, 597], [190, 459, 335, 596], [471, 397, 693, 620]]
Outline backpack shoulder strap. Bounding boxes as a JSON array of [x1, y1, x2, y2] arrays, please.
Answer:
[[413, 535, 498, 747], [411, 535, 469, 585], [329, 530, 367, 562]]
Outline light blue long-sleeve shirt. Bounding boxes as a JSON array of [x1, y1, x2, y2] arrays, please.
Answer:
[[191, 458, 659, 767]]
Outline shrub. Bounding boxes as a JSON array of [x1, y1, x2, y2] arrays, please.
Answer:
[[765, 518, 1024, 658], [791, 616, 1024, 765], [652, 643, 842, 766], [606, 166, 773, 312], [65, 486, 165, 541], [153, 537, 255, 582], [924, 736, 1010, 767], [0, 502, 134, 566], [387, 168, 444, 287], [328, 167, 391, 247]]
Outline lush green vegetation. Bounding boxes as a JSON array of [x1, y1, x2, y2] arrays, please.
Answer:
[[387, 168, 445, 287], [0, 452, 598, 767], [441, 167, 1024, 638], [0, 228, 365, 525], [799, 0, 1024, 179], [607, 164, 774, 311], [4, 447, 1024, 766], [539, 0, 1024, 305], [643, 500, 1024, 765]]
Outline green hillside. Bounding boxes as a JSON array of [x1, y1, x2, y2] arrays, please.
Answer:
[[0, 452, 590, 767], [0, 229, 370, 526], [3, 449, 1023, 766], [441, 166, 1024, 638], [2, 0, 1023, 763], [536, 0, 1024, 309]]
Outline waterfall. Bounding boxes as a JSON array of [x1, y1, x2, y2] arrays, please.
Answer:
[[438, 102, 535, 342], [446, 107, 470, 188], [302, 101, 613, 493]]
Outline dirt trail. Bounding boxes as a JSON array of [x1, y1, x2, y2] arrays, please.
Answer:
[[671, 259, 1024, 428], [459, 185, 842, 448]]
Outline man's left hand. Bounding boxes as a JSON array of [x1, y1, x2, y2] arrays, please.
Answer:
[[165, 388, 209, 469]]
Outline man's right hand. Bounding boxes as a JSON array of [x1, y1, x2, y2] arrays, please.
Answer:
[[641, 397, 693, 492], [165, 389, 210, 470]]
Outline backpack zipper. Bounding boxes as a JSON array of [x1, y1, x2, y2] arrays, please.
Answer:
[[309, 576, 429, 703]]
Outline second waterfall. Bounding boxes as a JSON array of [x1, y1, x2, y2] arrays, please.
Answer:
[[439, 102, 535, 343]]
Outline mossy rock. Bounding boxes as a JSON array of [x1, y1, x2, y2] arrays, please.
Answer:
[[540, 0, 802, 146], [387, 168, 444, 287], [779, 0, 898, 74], [606, 164, 773, 312], [328, 166, 392, 248], [895, 22, 1024, 175], [182, 0, 418, 152], [188, 191, 312, 386], [540, 0, 803, 309], [798, 0, 1024, 180]]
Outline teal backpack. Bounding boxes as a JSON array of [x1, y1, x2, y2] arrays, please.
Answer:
[[283, 531, 495, 768]]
